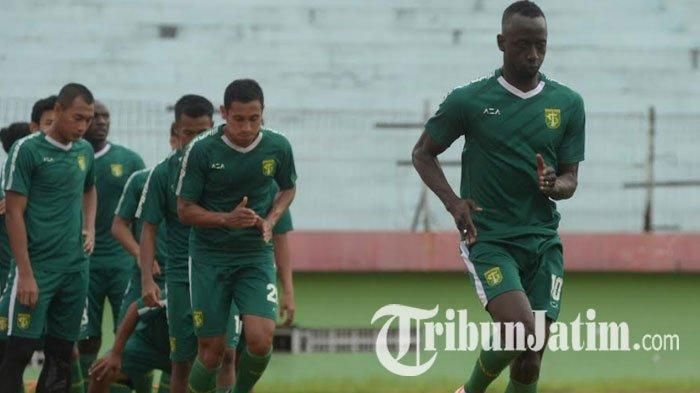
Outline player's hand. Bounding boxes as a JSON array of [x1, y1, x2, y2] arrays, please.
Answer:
[[17, 270, 39, 308], [536, 154, 557, 197], [141, 277, 161, 308], [279, 290, 296, 327], [0, 198, 6, 215], [89, 351, 122, 382], [152, 259, 162, 276], [255, 216, 272, 243], [224, 197, 258, 229], [82, 228, 95, 254], [447, 199, 482, 245]]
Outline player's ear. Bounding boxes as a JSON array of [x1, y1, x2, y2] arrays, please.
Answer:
[[497, 34, 505, 52], [219, 105, 227, 120]]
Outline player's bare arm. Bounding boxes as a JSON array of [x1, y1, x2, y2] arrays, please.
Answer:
[[113, 216, 161, 276], [177, 196, 258, 229], [82, 185, 97, 254], [5, 191, 38, 308], [138, 221, 161, 307], [274, 233, 295, 326], [88, 301, 141, 391], [537, 153, 579, 200], [258, 187, 296, 242], [412, 131, 482, 243]]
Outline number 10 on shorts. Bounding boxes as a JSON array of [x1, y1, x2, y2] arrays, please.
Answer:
[[551, 274, 563, 301]]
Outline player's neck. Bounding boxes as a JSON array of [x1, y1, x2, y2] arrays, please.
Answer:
[[501, 66, 540, 93], [45, 127, 70, 146], [88, 139, 108, 153]]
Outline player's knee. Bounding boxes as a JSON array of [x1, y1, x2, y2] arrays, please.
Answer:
[[78, 336, 102, 354], [198, 339, 225, 368], [245, 332, 273, 356], [511, 351, 541, 384], [221, 349, 235, 367], [3, 336, 39, 365]]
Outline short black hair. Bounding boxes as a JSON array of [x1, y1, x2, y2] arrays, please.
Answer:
[[30, 95, 57, 124], [0, 122, 31, 153], [223, 79, 264, 109], [502, 1, 545, 29], [56, 83, 94, 109], [174, 94, 214, 122]]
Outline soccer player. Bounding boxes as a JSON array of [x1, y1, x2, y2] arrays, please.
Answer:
[[87, 287, 169, 393], [137, 95, 218, 393], [29, 95, 57, 133], [412, 2, 585, 393], [79, 100, 146, 379], [177, 79, 296, 393], [0, 83, 98, 392]]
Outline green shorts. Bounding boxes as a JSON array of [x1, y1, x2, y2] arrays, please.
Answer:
[[117, 270, 142, 326], [189, 256, 277, 338], [121, 333, 171, 390], [166, 278, 241, 361], [461, 235, 564, 321], [84, 266, 133, 338], [0, 263, 10, 295], [7, 267, 89, 341], [0, 267, 14, 339]]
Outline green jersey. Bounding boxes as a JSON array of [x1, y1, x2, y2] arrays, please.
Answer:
[[3, 132, 96, 272], [114, 168, 169, 270], [91, 143, 145, 270], [177, 126, 296, 265], [0, 162, 11, 268], [137, 150, 191, 283], [270, 181, 293, 235], [425, 69, 585, 240]]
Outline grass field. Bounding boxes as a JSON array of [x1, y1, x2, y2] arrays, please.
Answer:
[[25, 272, 700, 392]]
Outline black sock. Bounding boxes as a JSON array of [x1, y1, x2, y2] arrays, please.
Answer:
[[0, 336, 40, 393], [37, 336, 74, 393]]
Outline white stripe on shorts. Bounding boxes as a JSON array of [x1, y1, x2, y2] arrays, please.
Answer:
[[460, 241, 488, 307]]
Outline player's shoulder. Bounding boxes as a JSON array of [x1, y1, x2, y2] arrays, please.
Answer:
[[12, 132, 42, 151], [543, 74, 584, 104], [110, 143, 143, 161], [73, 138, 95, 156], [128, 167, 152, 183], [262, 128, 291, 148], [446, 72, 499, 101]]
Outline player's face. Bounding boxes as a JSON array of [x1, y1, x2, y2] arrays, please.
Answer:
[[53, 97, 94, 142], [176, 114, 213, 148], [221, 101, 263, 147], [84, 101, 110, 143], [499, 14, 547, 79], [38, 110, 54, 131]]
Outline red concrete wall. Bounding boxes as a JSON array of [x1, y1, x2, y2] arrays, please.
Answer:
[[287, 231, 700, 272]]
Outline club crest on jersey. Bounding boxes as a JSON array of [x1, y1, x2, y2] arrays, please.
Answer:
[[484, 267, 503, 287], [193, 310, 204, 328], [262, 159, 276, 177], [110, 163, 124, 177], [544, 108, 561, 129], [17, 313, 31, 330], [170, 337, 177, 352], [77, 154, 87, 171], [0, 317, 7, 332]]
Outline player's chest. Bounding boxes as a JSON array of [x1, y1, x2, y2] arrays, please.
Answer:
[[204, 149, 280, 190], [96, 157, 131, 190], [470, 97, 567, 151], [33, 149, 88, 189]]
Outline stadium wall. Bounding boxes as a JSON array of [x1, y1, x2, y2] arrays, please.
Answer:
[[288, 232, 700, 272]]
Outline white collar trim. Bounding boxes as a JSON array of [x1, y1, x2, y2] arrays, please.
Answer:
[[45, 134, 72, 151], [221, 132, 263, 153], [94, 143, 112, 159], [497, 76, 545, 99]]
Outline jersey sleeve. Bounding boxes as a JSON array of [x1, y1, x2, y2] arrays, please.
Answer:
[[131, 151, 146, 172], [84, 151, 96, 190], [137, 164, 166, 224], [135, 296, 166, 322], [115, 171, 145, 221], [557, 94, 586, 164], [274, 137, 296, 190], [4, 141, 34, 196], [176, 142, 207, 202], [273, 209, 293, 235], [424, 88, 468, 148]]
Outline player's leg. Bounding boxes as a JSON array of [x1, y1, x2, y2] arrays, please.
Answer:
[[459, 241, 531, 393], [70, 345, 85, 393], [232, 260, 278, 393], [219, 314, 243, 393], [42, 268, 90, 393], [506, 237, 564, 392], [0, 268, 55, 392], [166, 281, 197, 393], [0, 266, 16, 362], [188, 261, 233, 393], [106, 267, 132, 334], [79, 268, 108, 378]]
